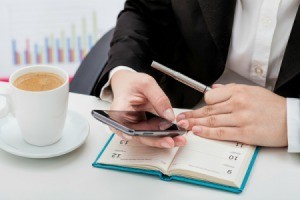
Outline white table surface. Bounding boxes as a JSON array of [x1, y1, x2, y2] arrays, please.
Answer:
[[0, 81, 300, 200]]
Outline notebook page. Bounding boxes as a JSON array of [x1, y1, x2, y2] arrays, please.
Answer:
[[97, 135, 179, 174], [168, 132, 255, 187]]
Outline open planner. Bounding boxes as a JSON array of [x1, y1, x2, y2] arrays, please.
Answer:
[[93, 132, 258, 193]]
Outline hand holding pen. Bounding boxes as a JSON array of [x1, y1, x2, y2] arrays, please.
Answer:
[[150, 61, 288, 147]]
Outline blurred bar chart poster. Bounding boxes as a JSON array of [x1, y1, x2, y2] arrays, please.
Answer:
[[0, 0, 124, 80]]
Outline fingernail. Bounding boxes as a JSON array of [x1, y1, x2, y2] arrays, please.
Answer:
[[161, 142, 172, 148], [177, 120, 188, 129], [177, 114, 186, 121], [192, 126, 202, 134], [122, 133, 132, 140], [164, 108, 175, 121]]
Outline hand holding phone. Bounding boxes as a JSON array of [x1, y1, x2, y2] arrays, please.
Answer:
[[92, 110, 186, 137]]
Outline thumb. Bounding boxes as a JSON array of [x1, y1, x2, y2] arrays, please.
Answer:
[[142, 79, 175, 121]]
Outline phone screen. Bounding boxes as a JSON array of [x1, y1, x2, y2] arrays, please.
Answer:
[[92, 110, 185, 136]]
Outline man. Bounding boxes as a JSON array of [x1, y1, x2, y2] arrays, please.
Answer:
[[93, 0, 300, 151]]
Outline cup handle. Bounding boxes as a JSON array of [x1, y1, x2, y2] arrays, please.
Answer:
[[0, 85, 11, 118]]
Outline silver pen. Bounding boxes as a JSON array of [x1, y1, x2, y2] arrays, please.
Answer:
[[151, 61, 212, 93]]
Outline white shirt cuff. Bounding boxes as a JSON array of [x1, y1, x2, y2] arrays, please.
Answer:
[[99, 66, 136, 102], [287, 98, 300, 153]]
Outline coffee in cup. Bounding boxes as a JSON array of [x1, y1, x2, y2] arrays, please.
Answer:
[[0, 65, 69, 146], [13, 72, 64, 92]]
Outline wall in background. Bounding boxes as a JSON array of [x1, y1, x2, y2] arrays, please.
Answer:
[[0, 0, 125, 81]]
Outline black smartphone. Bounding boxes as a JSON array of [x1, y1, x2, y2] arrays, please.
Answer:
[[91, 110, 186, 137]]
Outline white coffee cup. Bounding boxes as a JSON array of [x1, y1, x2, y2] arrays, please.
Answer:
[[0, 65, 69, 146]]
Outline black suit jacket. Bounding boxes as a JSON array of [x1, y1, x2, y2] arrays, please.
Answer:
[[94, 0, 300, 108]]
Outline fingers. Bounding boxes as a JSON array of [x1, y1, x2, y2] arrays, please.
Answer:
[[134, 135, 186, 148], [204, 86, 232, 105], [192, 126, 241, 142], [176, 101, 232, 122], [135, 135, 186, 148], [141, 76, 174, 121], [172, 135, 187, 146], [204, 83, 244, 105], [111, 71, 173, 121], [177, 114, 237, 130]]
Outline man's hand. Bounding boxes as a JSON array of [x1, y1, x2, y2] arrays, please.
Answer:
[[110, 70, 186, 148], [177, 84, 287, 147]]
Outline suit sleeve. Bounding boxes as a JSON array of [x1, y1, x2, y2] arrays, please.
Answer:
[[93, 0, 179, 96]]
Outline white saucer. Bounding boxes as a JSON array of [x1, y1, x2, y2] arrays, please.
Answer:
[[0, 110, 89, 158]]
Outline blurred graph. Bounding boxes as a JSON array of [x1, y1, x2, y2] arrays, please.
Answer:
[[11, 12, 97, 65], [0, 0, 125, 80]]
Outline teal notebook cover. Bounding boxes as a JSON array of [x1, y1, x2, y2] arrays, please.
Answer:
[[93, 134, 259, 193]]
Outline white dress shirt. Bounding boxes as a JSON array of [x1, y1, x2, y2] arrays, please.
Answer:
[[100, 0, 300, 152]]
